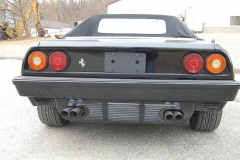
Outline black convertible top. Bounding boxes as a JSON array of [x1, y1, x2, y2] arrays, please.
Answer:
[[63, 14, 198, 39]]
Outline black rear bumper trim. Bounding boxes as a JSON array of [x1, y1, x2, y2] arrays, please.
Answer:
[[13, 76, 240, 102]]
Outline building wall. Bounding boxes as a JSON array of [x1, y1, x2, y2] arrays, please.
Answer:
[[108, 0, 189, 17], [108, 0, 240, 31], [44, 28, 59, 34], [30, 28, 59, 36], [205, 27, 240, 33]]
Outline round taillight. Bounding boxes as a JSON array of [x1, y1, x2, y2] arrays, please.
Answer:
[[49, 51, 68, 71], [28, 51, 48, 71], [183, 54, 204, 73], [206, 54, 226, 74]]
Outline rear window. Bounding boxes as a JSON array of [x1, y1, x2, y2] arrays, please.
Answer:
[[98, 18, 166, 34]]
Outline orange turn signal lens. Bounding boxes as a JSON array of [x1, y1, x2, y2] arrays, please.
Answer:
[[28, 51, 48, 71], [206, 54, 226, 74]]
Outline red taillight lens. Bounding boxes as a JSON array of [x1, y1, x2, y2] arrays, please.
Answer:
[[49, 51, 68, 71], [183, 54, 204, 73], [28, 51, 48, 71]]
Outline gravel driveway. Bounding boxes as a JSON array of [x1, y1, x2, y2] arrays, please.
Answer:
[[0, 37, 48, 59]]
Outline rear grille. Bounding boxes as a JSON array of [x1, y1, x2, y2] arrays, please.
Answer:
[[81, 103, 103, 121], [66, 100, 192, 123], [108, 103, 140, 122], [144, 104, 176, 122]]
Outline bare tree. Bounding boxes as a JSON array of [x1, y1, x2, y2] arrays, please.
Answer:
[[1, 0, 116, 39], [4, 0, 33, 37], [39, 0, 115, 25]]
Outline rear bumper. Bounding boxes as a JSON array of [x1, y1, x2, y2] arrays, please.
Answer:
[[12, 76, 240, 102]]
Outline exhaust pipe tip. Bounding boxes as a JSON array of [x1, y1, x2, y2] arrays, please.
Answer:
[[164, 111, 174, 122], [60, 107, 73, 119], [174, 111, 184, 122], [70, 107, 84, 118]]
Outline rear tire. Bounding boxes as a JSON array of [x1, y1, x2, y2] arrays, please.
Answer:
[[0, 26, 7, 40], [189, 111, 222, 131], [37, 105, 69, 127]]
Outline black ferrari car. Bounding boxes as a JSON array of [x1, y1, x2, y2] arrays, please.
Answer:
[[13, 14, 240, 131]]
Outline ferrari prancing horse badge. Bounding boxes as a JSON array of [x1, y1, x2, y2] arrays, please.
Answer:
[[79, 58, 86, 68]]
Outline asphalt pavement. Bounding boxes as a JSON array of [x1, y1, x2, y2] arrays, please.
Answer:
[[1, 59, 240, 160]]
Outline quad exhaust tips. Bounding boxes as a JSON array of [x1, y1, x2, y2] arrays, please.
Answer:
[[173, 111, 184, 122], [61, 107, 74, 119], [70, 107, 84, 118], [164, 111, 174, 122], [163, 110, 184, 122], [60, 107, 84, 119]]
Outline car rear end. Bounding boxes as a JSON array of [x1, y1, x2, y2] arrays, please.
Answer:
[[13, 37, 240, 130], [13, 14, 240, 131]]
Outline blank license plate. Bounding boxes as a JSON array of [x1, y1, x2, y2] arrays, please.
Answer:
[[104, 52, 146, 73]]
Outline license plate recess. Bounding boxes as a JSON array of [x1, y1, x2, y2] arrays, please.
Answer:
[[104, 52, 146, 73]]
